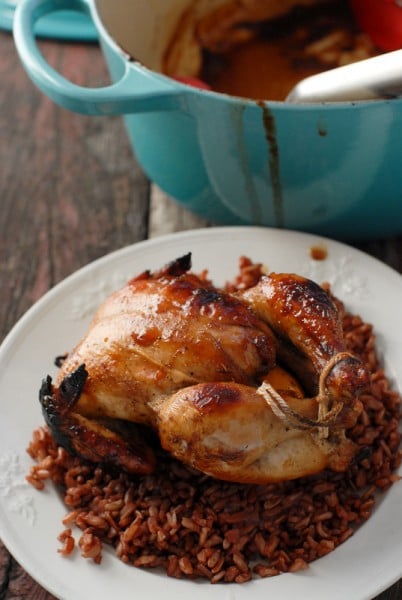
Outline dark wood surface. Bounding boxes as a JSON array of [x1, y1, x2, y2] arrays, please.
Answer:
[[0, 29, 401, 599]]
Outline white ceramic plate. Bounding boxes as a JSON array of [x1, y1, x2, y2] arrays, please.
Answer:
[[0, 226, 401, 600]]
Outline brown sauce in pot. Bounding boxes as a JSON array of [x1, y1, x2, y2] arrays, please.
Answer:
[[196, 3, 378, 101], [201, 36, 320, 101]]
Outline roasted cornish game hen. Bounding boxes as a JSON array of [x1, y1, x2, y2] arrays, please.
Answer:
[[40, 254, 369, 484]]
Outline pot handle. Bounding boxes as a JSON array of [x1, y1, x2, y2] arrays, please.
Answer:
[[13, 0, 184, 115]]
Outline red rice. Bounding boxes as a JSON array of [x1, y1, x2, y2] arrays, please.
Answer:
[[26, 262, 401, 582]]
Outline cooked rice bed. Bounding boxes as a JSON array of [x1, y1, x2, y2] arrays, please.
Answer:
[[26, 298, 401, 583]]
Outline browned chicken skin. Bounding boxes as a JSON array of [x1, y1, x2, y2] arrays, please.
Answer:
[[39, 254, 369, 483], [157, 379, 357, 484], [240, 273, 369, 429]]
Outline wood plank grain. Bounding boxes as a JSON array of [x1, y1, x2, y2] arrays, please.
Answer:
[[0, 32, 150, 599], [355, 238, 402, 273], [0, 35, 150, 343], [148, 185, 210, 238]]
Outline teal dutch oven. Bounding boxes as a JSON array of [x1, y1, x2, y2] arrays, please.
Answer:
[[0, 0, 96, 38], [13, 0, 402, 238]]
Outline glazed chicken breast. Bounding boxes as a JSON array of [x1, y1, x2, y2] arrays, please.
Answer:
[[40, 254, 369, 484]]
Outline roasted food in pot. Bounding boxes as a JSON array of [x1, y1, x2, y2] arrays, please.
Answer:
[[163, 0, 378, 100], [39, 254, 369, 484]]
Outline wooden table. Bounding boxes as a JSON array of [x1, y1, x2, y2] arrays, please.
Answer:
[[0, 30, 401, 599]]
